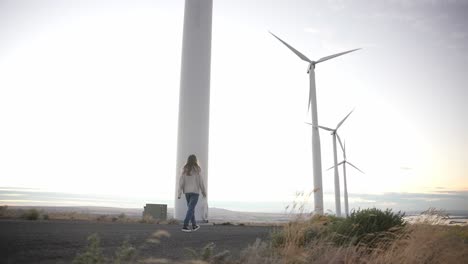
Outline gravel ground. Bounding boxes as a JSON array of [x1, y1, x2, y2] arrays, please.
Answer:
[[0, 219, 275, 263]]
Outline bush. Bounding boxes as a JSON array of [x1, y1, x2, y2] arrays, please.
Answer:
[[270, 230, 285, 248], [139, 214, 155, 224], [118, 213, 126, 221], [329, 208, 406, 246], [21, 209, 40, 220], [270, 215, 333, 249]]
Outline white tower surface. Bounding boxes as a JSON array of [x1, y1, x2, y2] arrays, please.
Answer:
[[174, 0, 213, 221]]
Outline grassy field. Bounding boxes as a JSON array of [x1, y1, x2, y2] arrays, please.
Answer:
[[2, 205, 467, 263], [0, 205, 175, 224], [69, 208, 468, 264], [249, 214, 468, 264]]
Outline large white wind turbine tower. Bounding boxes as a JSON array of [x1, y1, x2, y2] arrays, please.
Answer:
[[312, 110, 353, 217], [270, 32, 360, 214], [175, 0, 212, 221], [329, 141, 364, 217]]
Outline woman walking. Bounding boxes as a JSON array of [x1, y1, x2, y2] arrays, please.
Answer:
[[178, 154, 207, 232]]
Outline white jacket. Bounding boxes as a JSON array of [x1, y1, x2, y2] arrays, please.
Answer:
[[178, 170, 207, 197]]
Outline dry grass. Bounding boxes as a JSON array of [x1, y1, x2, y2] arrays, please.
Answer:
[[4, 204, 467, 263], [174, 209, 467, 264], [0, 206, 118, 221], [256, 216, 468, 264], [146, 230, 171, 244], [366, 224, 468, 264], [0, 206, 181, 224], [140, 214, 179, 225]]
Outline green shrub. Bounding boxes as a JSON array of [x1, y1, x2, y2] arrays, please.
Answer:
[[21, 209, 40, 220], [302, 224, 323, 245], [73, 233, 105, 264], [329, 208, 405, 246], [270, 230, 285, 248], [271, 215, 338, 248]]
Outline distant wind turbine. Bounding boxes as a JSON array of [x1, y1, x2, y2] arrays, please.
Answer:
[[270, 31, 360, 215], [308, 109, 353, 217], [328, 141, 364, 217]]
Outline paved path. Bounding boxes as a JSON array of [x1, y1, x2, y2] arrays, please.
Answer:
[[0, 219, 274, 263]]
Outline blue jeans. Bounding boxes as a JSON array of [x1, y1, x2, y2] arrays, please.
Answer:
[[184, 193, 199, 227]]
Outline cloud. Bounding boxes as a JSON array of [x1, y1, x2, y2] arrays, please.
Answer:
[[348, 191, 468, 212], [0, 188, 160, 208], [400, 166, 412, 170], [0, 187, 40, 191], [304, 27, 320, 34]]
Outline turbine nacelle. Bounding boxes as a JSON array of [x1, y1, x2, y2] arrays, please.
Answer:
[[307, 63, 316, 73], [327, 160, 364, 174], [313, 109, 354, 139]]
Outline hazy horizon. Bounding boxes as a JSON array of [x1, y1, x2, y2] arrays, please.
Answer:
[[2, 187, 467, 214]]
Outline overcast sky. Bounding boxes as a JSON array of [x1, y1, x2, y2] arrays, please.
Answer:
[[1, 0, 467, 212]]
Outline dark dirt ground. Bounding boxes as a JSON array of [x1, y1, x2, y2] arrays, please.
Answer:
[[0, 219, 275, 263]]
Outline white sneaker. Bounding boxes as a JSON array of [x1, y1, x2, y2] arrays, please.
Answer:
[[181, 226, 192, 232]]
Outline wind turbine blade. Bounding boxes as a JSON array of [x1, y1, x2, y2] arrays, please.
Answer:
[[316, 48, 360, 64], [317, 126, 334, 132], [305, 122, 313, 126], [269, 32, 312, 63], [336, 109, 354, 130], [336, 133, 345, 153], [347, 162, 364, 174], [343, 141, 347, 159], [327, 161, 345, 171]]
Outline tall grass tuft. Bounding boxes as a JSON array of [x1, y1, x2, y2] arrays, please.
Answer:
[[114, 237, 137, 264], [73, 233, 105, 264], [185, 242, 231, 264], [329, 208, 406, 246], [264, 209, 467, 264]]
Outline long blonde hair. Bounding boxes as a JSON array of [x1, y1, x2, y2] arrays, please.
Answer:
[[183, 154, 201, 176]]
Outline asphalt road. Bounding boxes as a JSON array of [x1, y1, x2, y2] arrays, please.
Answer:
[[0, 219, 274, 263]]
